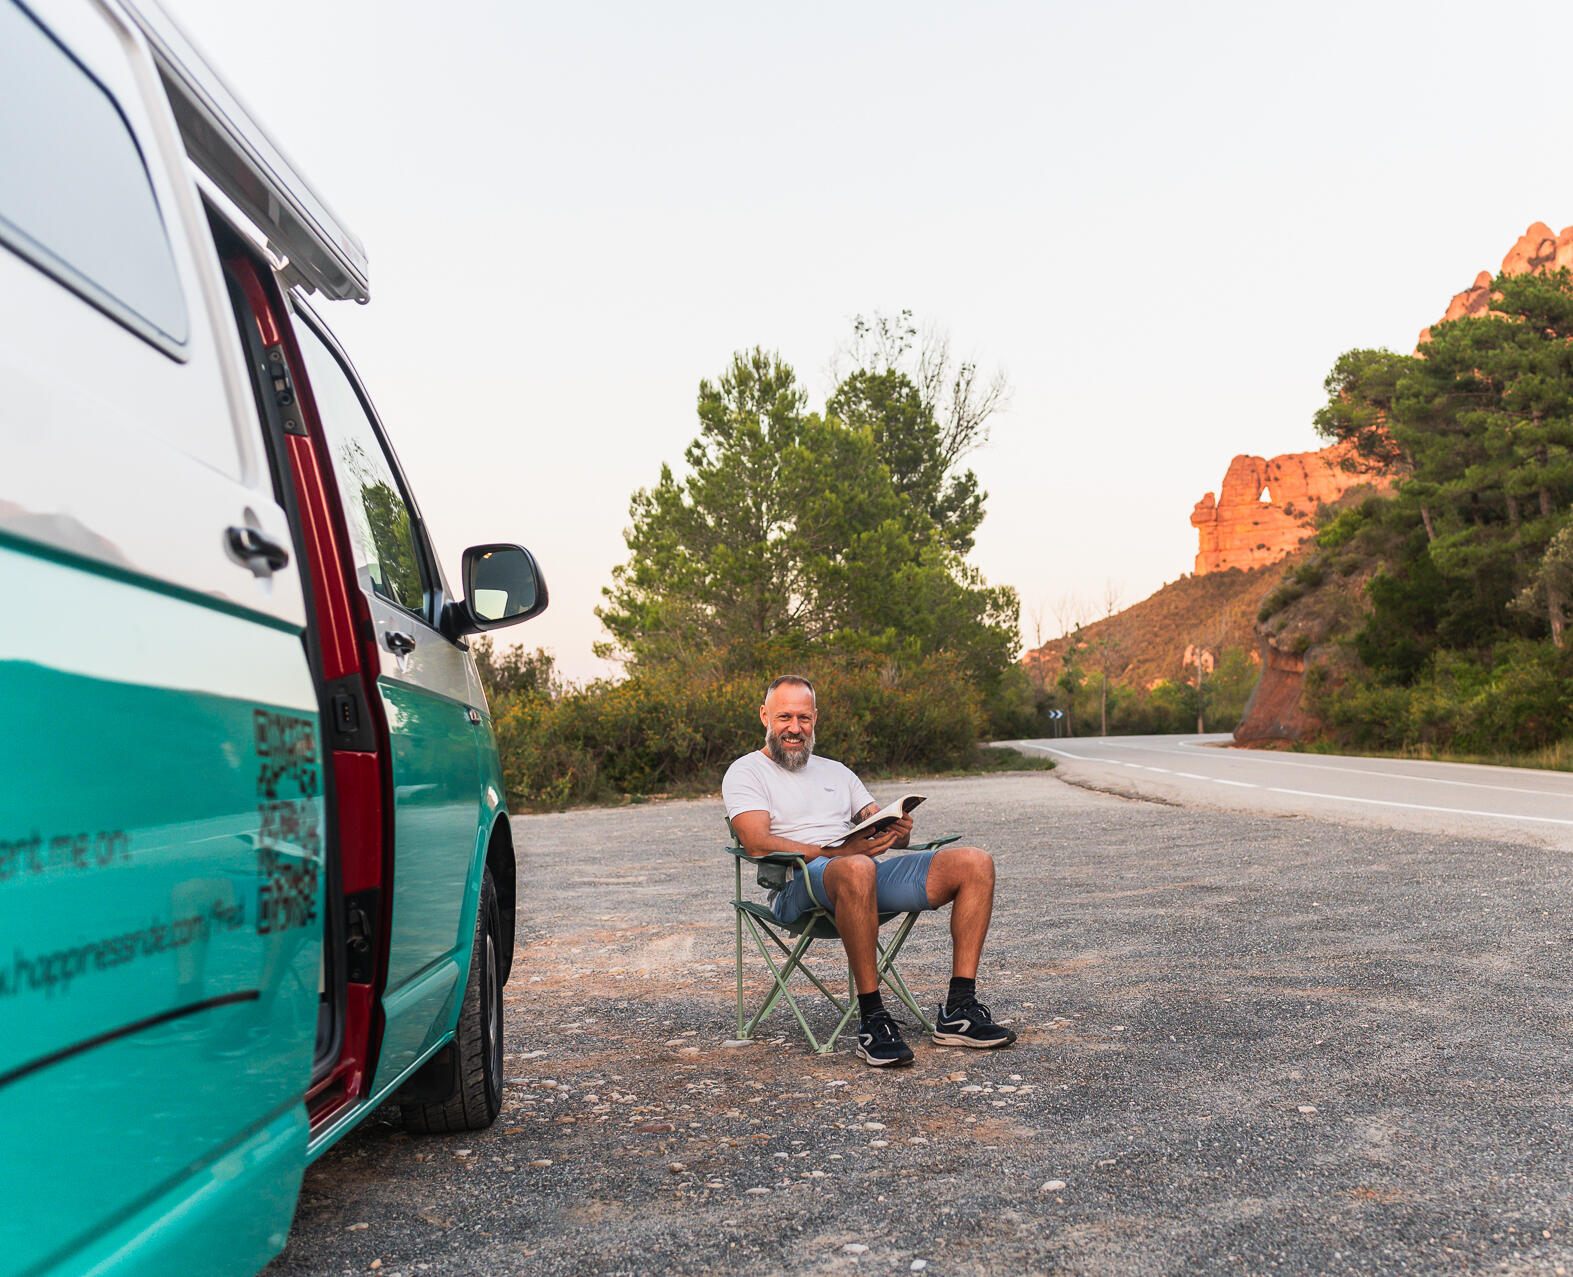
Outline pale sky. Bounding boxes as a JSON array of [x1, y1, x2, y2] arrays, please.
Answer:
[[170, 0, 1573, 681]]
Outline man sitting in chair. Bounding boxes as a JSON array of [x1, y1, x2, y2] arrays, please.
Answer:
[[723, 674, 1016, 1067]]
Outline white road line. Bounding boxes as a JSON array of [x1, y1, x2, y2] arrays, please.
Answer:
[[1263, 786, 1573, 827], [1194, 753, 1567, 799], [1054, 740, 1571, 800], [1214, 779, 1256, 788]]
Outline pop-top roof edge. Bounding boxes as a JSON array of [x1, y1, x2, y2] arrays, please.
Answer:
[[119, 0, 371, 303]]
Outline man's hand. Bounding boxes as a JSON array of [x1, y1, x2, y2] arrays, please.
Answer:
[[840, 814, 910, 858]]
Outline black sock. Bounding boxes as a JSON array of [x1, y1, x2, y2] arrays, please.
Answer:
[[857, 991, 885, 1020], [946, 977, 976, 1012]]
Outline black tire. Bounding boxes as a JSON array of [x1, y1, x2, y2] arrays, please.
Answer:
[[400, 868, 504, 1133]]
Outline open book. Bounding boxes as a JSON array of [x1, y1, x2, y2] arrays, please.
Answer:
[[833, 793, 926, 846]]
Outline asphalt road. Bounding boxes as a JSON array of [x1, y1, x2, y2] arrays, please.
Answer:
[[267, 768, 1573, 1276], [1010, 734, 1573, 851]]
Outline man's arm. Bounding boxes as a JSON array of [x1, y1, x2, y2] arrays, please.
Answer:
[[731, 808, 901, 861]]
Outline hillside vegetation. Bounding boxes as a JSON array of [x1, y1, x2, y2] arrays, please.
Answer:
[[1025, 563, 1300, 735], [1249, 267, 1573, 759]]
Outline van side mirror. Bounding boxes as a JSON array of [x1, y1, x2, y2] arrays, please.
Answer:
[[444, 543, 548, 638]]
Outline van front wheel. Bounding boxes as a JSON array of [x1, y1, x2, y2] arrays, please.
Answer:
[[400, 868, 504, 1133]]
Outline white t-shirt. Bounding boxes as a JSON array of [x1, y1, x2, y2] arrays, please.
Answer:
[[722, 751, 875, 849]]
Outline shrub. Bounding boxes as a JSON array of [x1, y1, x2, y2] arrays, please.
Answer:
[[486, 652, 989, 811]]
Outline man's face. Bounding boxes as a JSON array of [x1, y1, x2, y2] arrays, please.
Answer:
[[761, 683, 817, 772]]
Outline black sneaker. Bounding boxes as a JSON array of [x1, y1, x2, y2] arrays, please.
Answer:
[[855, 1009, 915, 1067], [932, 996, 1017, 1048]]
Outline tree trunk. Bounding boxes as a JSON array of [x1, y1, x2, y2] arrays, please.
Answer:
[[1195, 663, 1205, 734], [1099, 673, 1107, 737], [1420, 506, 1436, 541], [1549, 578, 1567, 649]]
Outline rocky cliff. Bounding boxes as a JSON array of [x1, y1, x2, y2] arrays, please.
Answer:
[[1417, 221, 1573, 345], [1189, 441, 1373, 575]]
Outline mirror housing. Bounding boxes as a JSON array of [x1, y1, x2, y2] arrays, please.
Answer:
[[443, 543, 548, 639]]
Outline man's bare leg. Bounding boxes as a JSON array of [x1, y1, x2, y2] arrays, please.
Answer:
[[822, 855, 880, 993], [924, 846, 996, 980], [924, 846, 1014, 1047]]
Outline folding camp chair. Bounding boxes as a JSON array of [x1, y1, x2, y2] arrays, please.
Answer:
[[726, 821, 960, 1053]]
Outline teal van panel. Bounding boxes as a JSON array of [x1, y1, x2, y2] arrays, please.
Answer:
[[0, 544, 322, 1277], [68, 1106, 304, 1277], [370, 677, 483, 1093]]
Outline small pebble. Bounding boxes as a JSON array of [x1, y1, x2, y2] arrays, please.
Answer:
[[347, 1223, 370, 1232], [1042, 1179, 1067, 1192], [1297, 1105, 1317, 1114], [745, 1187, 770, 1195], [912, 1262, 928, 1272], [454, 1148, 472, 1157], [668, 1162, 686, 1173], [870, 1140, 889, 1148], [863, 1121, 886, 1130], [723, 1039, 755, 1047], [530, 1159, 553, 1168], [961, 1085, 982, 1093], [843, 1243, 869, 1255], [945, 1072, 967, 1083]]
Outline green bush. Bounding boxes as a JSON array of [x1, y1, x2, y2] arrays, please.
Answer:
[[1258, 580, 1306, 623], [487, 652, 989, 811], [1314, 640, 1572, 755]]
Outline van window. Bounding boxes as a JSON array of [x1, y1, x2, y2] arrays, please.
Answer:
[[0, 0, 188, 353], [292, 317, 426, 615]]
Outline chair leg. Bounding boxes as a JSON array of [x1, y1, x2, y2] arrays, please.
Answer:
[[757, 922, 848, 1014], [736, 902, 746, 1041], [735, 859, 746, 1040], [741, 916, 826, 1053]]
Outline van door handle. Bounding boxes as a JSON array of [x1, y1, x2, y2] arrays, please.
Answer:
[[226, 525, 290, 574], [384, 630, 417, 656]]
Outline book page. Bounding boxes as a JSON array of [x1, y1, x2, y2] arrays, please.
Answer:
[[833, 793, 926, 846]]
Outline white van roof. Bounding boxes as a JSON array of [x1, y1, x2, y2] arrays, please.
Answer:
[[119, 0, 371, 303]]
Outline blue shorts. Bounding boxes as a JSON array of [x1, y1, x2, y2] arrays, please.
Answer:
[[771, 850, 939, 927]]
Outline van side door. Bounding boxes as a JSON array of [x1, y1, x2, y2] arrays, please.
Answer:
[[286, 310, 488, 1091]]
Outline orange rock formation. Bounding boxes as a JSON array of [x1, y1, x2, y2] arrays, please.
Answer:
[[1417, 221, 1573, 345], [1189, 442, 1369, 574]]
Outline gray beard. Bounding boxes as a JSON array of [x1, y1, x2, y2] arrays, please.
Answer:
[[766, 726, 815, 772]]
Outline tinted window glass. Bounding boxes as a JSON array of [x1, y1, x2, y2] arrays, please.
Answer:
[[0, 0, 188, 349], [292, 317, 425, 614]]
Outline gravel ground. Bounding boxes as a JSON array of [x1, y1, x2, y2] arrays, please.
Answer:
[[267, 770, 1573, 1276]]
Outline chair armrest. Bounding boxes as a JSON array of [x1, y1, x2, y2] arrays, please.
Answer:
[[908, 835, 961, 852], [723, 845, 807, 868]]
